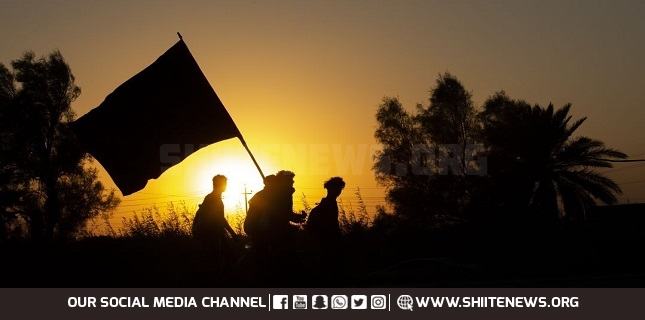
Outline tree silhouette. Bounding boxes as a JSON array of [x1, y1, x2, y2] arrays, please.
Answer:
[[416, 72, 481, 175], [373, 74, 485, 225], [415, 73, 484, 218], [480, 92, 627, 222], [373, 96, 433, 223], [374, 76, 626, 228], [0, 50, 120, 242]]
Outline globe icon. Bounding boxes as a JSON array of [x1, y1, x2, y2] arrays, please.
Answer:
[[397, 295, 413, 311]]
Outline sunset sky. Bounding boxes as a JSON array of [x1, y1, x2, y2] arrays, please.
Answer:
[[2, 0, 644, 227]]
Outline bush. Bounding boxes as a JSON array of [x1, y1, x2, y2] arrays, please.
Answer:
[[118, 202, 194, 238]]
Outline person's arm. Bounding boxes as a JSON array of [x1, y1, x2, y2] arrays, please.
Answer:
[[224, 221, 237, 239], [220, 214, 237, 239], [213, 197, 237, 238], [289, 210, 307, 223]]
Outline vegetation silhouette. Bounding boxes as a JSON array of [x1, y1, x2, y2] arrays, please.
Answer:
[[0, 51, 119, 243], [2, 52, 645, 288], [478, 92, 627, 222], [369, 73, 638, 287]]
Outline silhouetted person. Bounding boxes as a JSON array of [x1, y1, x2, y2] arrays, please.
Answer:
[[270, 170, 307, 230], [195, 175, 238, 275], [264, 170, 307, 285], [242, 174, 277, 279], [245, 174, 277, 242], [305, 177, 345, 280]]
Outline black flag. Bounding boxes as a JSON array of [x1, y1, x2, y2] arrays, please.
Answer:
[[71, 40, 243, 196]]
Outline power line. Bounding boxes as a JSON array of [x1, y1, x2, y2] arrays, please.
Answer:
[[618, 179, 645, 186], [590, 157, 645, 163], [119, 195, 203, 202], [132, 190, 209, 198], [600, 163, 645, 174]]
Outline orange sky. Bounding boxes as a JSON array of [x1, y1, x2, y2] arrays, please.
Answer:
[[2, 1, 645, 229]]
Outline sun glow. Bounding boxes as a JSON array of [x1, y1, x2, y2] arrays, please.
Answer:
[[192, 156, 267, 213], [173, 140, 277, 215]]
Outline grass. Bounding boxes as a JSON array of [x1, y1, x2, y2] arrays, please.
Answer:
[[3, 189, 645, 287]]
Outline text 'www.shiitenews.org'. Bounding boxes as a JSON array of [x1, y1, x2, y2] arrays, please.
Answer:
[[401, 296, 579, 309]]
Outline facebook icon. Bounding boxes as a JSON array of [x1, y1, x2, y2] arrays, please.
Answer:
[[273, 295, 289, 309]]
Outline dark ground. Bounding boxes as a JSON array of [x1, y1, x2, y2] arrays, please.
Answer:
[[1, 219, 645, 288], [2, 204, 645, 288]]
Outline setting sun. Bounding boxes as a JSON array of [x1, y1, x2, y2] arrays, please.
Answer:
[[144, 139, 278, 216], [191, 153, 269, 213]]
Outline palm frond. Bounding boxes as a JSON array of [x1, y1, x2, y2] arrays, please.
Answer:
[[558, 169, 622, 205]]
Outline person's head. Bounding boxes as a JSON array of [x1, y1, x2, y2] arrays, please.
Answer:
[[324, 177, 345, 198], [275, 170, 296, 193], [212, 174, 227, 193], [263, 174, 277, 189]]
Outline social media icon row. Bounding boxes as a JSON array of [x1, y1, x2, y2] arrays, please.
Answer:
[[272, 295, 387, 309]]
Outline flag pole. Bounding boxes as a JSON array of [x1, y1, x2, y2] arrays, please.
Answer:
[[177, 32, 263, 181], [239, 137, 265, 180]]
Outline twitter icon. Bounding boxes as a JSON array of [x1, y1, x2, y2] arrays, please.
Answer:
[[351, 295, 367, 309]]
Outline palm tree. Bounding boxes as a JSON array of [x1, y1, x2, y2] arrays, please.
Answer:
[[481, 92, 627, 222]]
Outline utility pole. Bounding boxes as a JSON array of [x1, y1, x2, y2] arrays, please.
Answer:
[[242, 185, 252, 214]]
